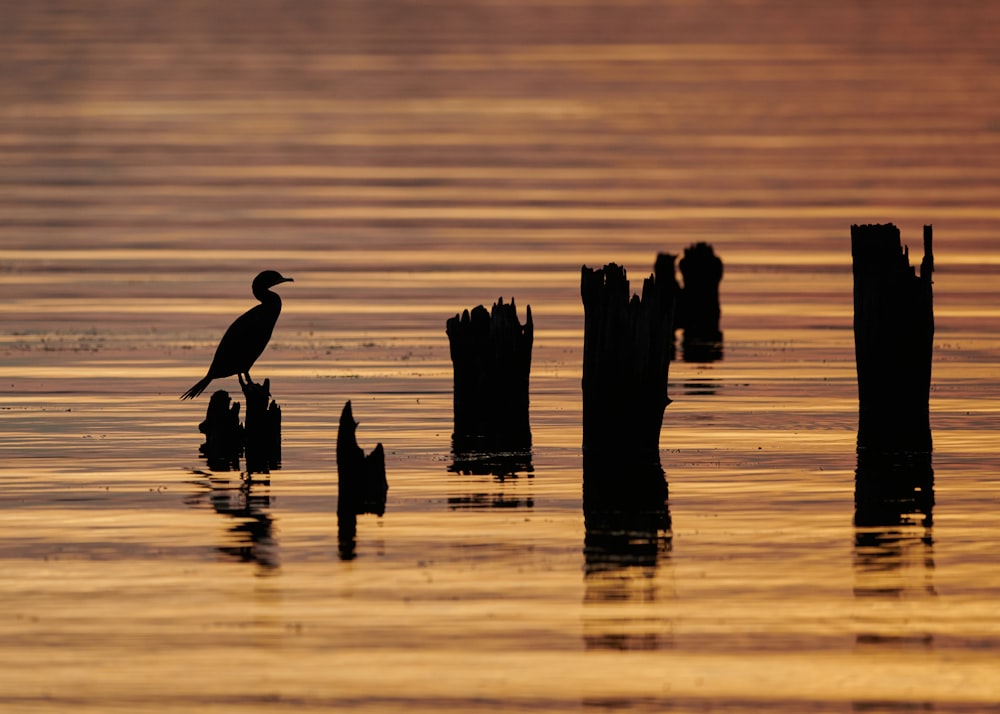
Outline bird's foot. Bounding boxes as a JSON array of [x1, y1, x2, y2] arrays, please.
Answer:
[[239, 372, 271, 398]]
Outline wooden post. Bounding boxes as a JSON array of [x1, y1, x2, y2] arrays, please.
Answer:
[[676, 242, 723, 362], [198, 390, 243, 472], [852, 223, 934, 454], [446, 297, 533, 454], [240, 376, 282, 475], [581, 260, 675, 465], [336, 401, 388, 560]]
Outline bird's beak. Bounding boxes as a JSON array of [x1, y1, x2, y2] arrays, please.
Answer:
[[281, 277, 294, 284]]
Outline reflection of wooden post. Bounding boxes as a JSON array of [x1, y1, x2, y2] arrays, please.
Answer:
[[583, 460, 671, 572], [581, 261, 675, 464], [677, 242, 723, 361], [240, 376, 282, 474], [852, 223, 934, 453], [855, 450, 933, 528], [446, 297, 533, 453], [198, 390, 243, 472], [336, 401, 388, 560]]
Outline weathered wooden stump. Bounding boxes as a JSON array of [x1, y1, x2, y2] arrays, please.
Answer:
[[197, 378, 282, 474], [336, 401, 388, 560], [676, 242, 723, 362], [198, 390, 243, 472], [581, 260, 675, 465], [852, 223, 934, 454], [240, 375, 282, 475], [446, 297, 533, 456]]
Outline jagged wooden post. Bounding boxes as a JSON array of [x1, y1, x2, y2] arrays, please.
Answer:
[[581, 261, 675, 465], [446, 297, 533, 453], [852, 223, 934, 454], [581, 260, 673, 566], [676, 242, 723, 361], [198, 390, 243, 472], [240, 376, 282, 475], [852, 223, 935, 526], [336, 401, 388, 560]]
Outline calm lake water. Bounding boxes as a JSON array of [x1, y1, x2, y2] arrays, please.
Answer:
[[3, 1, 1000, 712]]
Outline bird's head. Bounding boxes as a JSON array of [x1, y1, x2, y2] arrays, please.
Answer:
[[252, 270, 294, 296]]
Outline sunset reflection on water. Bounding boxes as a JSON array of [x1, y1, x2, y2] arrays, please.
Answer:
[[3, 1, 1000, 712]]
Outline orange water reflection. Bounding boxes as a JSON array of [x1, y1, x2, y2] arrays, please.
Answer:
[[3, 0, 1000, 711]]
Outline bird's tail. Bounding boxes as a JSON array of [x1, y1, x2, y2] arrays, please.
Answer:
[[180, 375, 213, 400]]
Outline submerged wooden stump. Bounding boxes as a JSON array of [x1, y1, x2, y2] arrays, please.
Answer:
[[336, 401, 388, 560], [581, 260, 675, 465], [446, 297, 533, 454], [240, 376, 282, 475], [676, 242, 723, 362], [852, 223, 934, 454], [198, 390, 243, 472]]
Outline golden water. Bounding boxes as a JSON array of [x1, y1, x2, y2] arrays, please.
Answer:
[[2, 2, 1000, 711]]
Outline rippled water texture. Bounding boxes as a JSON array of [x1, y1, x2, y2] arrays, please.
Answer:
[[2, 2, 1000, 712]]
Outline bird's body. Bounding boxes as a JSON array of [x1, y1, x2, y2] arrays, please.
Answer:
[[181, 270, 293, 399]]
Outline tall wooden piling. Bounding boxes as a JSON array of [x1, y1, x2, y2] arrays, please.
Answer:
[[446, 297, 533, 453], [852, 223, 934, 454], [581, 260, 675, 464]]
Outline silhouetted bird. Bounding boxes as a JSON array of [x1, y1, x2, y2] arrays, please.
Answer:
[[181, 270, 294, 399]]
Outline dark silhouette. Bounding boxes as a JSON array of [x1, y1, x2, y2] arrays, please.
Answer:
[[851, 222, 936, 632], [675, 242, 724, 362], [181, 270, 293, 399], [198, 389, 243, 471], [195, 380, 282, 475], [336, 401, 388, 560], [446, 298, 533, 455], [240, 376, 282, 475], [852, 224, 933, 453], [581, 260, 675, 464]]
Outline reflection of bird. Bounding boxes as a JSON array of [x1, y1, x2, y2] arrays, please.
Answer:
[[181, 270, 294, 399]]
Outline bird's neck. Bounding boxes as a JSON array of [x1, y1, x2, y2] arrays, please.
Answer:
[[254, 287, 282, 308]]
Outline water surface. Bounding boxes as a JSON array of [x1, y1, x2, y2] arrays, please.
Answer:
[[2, 2, 1000, 712]]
